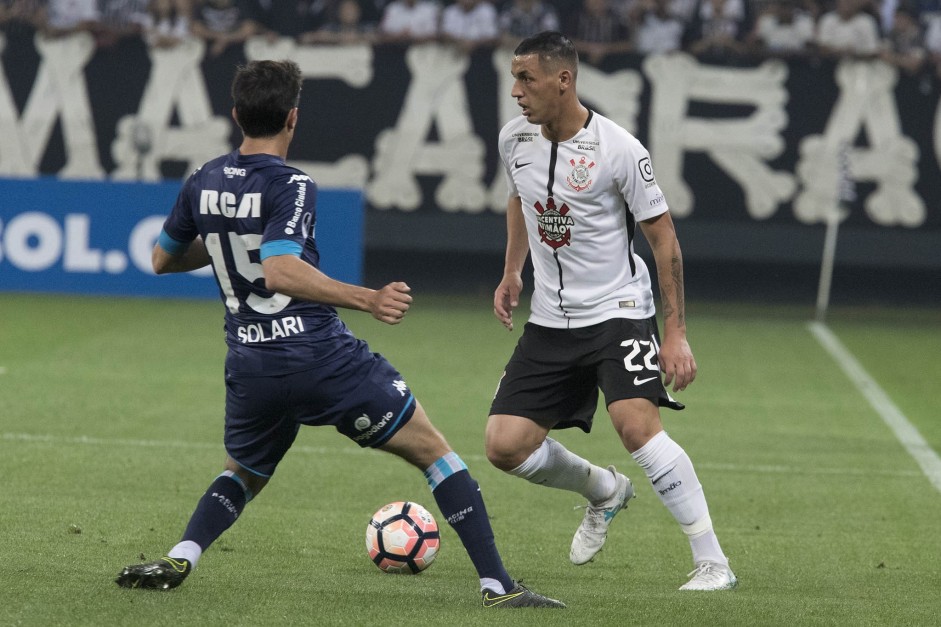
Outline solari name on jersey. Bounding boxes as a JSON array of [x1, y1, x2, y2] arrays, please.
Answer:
[[236, 315, 307, 344]]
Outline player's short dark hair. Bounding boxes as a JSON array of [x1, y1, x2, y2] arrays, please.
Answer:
[[231, 60, 302, 138], [514, 31, 578, 74]]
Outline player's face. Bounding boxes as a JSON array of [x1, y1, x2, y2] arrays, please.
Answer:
[[510, 54, 562, 126]]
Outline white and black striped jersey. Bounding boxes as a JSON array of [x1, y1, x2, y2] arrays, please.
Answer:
[[499, 109, 670, 328]]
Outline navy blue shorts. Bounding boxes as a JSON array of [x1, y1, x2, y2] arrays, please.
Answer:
[[490, 317, 684, 432], [224, 340, 416, 478]]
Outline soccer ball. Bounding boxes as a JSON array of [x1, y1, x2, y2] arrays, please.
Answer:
[[366, 501, 440, 574]]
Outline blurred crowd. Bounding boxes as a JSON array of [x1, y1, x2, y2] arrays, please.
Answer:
[[2, 0, 941, 78]]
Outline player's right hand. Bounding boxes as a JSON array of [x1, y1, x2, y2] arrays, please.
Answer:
[[493, 276, 522, 331], [372, 282, 412, 325]]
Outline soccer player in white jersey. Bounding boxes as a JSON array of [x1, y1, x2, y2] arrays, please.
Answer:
[[484, 31, 736, 591]]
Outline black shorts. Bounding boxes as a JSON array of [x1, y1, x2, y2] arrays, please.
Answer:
[[224, 341, 416, 478], [489, 317, 684, 432]]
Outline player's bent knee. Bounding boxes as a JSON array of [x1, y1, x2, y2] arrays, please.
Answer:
[[485, 413, 547, 472], [486, 450, 517, 472], [484, 438, 530, 472], [611, 413, 662, 452], [609, 398, 663, 453]]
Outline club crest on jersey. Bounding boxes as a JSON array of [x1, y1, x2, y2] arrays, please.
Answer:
[[566, 156, 595, 192], [535, 197, 574, 250]]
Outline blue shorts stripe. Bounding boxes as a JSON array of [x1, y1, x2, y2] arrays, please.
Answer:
[[370, 394, 415, 448], [227, 453, 272, 479]]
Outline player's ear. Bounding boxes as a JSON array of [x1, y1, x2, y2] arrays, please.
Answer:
[[231, 106, 240, 128], [559, 69, 573, 92], [285, 107, 298, 132]]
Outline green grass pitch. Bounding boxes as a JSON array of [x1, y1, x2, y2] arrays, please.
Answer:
[[1, 293, 939, 626]]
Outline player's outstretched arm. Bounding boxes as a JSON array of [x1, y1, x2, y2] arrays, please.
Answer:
[[639, 212, 697, 392], [152, 236, 211, 274], [263, 254, 411, 325]]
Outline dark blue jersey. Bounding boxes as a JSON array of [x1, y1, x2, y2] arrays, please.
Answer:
[[161, 150, 358, 375]]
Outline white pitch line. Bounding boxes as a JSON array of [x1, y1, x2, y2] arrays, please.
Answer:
[[0, 431, 923, 479], [0, 431, 370, 458], [809, 321, 941, 494]]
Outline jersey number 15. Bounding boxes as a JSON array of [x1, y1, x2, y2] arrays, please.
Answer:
[[204, 231, 290, 315]]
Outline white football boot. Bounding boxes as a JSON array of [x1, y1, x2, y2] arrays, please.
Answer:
[[570, 466, 634, 565], [679, 562, 738, 591]]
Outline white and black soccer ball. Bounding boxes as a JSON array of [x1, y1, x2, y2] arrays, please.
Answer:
[[365, 501, 440, 574]]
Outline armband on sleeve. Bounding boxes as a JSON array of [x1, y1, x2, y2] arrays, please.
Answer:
[[157, 230, 190, 255], [260, 239, 303, 260]]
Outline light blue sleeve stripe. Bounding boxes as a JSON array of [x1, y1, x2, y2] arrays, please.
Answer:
[[424, 451, 468, 491], [157, 230, 189, 255], [260, 239, 303, 260]]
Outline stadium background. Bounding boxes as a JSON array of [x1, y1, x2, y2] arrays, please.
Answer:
[[0, 29, 938, 306], [2, 26, 940, 626]]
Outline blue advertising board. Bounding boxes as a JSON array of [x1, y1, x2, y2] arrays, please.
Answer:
[[0, 178, 363, 298]]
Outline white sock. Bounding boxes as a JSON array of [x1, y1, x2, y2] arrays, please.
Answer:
[[168, 540, 202, 568], [480, 577, 504, 594], [631, 431, 728, 566], [508, 437, 615, 503]]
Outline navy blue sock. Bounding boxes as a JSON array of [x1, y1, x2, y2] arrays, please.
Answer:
[[432, 470, 514, 592], [180, 473, 248, 550]]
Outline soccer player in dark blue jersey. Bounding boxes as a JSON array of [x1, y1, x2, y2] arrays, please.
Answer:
[[114, 59, 564, 609]]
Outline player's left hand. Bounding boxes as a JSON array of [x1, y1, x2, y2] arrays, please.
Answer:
[[659, 335, 697, 392]]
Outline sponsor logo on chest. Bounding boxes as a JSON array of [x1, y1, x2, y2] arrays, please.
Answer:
[[534, 197, 574, 250], [200, 190, 261, 218]]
